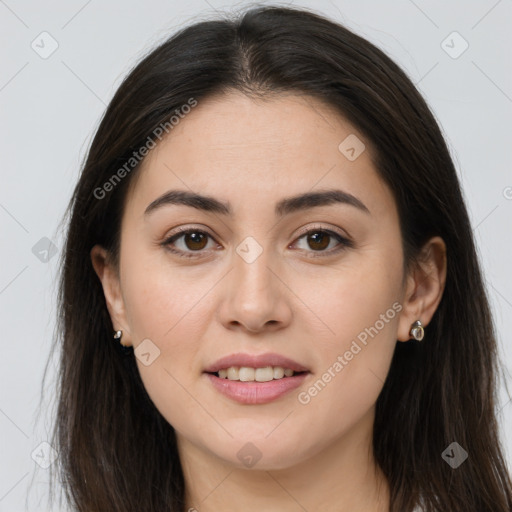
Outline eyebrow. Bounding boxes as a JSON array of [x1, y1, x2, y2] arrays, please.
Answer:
[[144, 188, 370, 218]]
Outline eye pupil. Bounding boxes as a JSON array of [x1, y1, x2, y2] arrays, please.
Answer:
[[308, 232, 330, 250], [185, 232, 207, 250]]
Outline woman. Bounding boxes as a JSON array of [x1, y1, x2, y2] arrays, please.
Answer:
[[47, 5, 512, 511]]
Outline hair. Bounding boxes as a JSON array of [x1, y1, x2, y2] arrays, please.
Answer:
[[43, 4, 512, 511]]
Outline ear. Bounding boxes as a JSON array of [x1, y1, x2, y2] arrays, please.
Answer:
[[90, 244, 132, 347], [397, 236, 447, 342]]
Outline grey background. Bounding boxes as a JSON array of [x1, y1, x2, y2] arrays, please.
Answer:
[[1, 0, 511, 510]]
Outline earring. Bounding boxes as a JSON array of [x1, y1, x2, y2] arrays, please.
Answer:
[[113, 329, 132, 355], [409, 320, 424, 341]]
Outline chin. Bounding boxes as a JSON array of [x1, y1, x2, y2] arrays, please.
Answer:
[[205, 433, 314, 471]]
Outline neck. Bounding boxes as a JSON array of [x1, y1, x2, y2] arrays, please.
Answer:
[[177, 408, 390, 512]]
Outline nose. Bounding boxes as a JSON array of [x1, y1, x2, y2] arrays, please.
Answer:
[[217, 243, 293, 334]]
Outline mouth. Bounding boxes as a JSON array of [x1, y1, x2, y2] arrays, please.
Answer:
[[203, 366, 310, 405], [206, 365, 308, 382]]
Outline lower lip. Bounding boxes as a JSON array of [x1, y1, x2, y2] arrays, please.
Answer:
[[204, 372, 309, 405]]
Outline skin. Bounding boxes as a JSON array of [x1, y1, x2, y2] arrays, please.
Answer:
[[91, 90, 447, 512]]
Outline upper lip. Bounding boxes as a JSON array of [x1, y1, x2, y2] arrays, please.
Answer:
[[203, 352, 310, 373]]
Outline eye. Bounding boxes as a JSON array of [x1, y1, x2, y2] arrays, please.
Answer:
[[291, 227, 353, 257], [161, 225, 353, 259], [161, 227, 219, 259]]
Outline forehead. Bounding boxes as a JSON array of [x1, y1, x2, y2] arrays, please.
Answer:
[[124, 90, 396, 221]]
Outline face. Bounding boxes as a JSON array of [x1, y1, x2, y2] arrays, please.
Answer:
[[96, 90, 413, 471]]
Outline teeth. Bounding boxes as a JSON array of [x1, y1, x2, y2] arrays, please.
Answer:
[[273, 367, 284, 379], [215, 366, 299, 381], [239, 367, 255, 381], [255, 367, 273, 382], [227, 367, 239, 380]]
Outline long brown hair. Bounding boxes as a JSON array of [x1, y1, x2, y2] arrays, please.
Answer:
[[43, 5, 512, 511]]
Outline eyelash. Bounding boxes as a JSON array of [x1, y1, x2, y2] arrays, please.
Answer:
[[160, 225, 354, 260]]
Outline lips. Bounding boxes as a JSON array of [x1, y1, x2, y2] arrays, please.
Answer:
[[203, 352, 310, 374], [205, 371, 309, 404], [203, 352, 310, 404]]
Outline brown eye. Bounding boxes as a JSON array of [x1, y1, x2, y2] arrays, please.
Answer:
[[182, 232, 208, 251], [162, 226, 352, 260], [162, 228, 217, 258], [293, 228, 353, 256], [306, 232, 331, 251]]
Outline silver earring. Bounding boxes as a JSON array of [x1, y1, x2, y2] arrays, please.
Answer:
[[113, 329, 132, 355], [409, 320, 424, 341]]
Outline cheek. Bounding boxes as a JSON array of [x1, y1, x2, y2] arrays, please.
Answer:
[[119, 243, 218, 428], [122, 270, 217, 388], [297, 252, 402, 408], [301, 248, 402, 347], [120, 236, 212, 342]]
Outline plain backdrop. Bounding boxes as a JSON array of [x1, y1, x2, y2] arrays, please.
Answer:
[[1, 0, 511, 510]]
